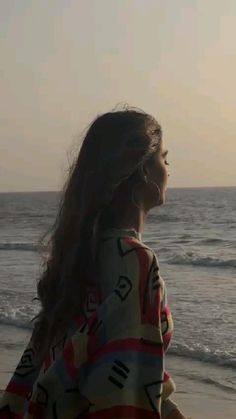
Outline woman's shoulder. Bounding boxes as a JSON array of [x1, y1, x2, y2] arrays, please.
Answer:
[[112, 237, 162, 286], [119, 236, 159, 264], [99, 229, 159, 260], [117, 234, 158, 254]]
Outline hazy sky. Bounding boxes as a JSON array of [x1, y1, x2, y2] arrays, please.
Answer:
[[1, 0, 236, 192]]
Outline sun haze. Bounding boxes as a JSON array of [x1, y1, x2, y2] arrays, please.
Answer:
[[1, 0, 235, 192]]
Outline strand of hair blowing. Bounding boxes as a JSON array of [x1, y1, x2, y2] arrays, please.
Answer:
[[30, 152, 131, 358], [30, 144, 94, 355], [30, 109, 162, 359]]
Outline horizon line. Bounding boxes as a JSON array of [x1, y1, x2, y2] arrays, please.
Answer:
[[0, 185, 236, 194]]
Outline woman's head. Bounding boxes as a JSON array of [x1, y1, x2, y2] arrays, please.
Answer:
[[76, 108, 164, 207], [78, 107, 169, 221], [31, 105, 169, 356]]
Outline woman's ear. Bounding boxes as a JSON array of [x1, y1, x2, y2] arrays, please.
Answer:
[[137, 165, 147, 183], [142, 164, 150, 182]]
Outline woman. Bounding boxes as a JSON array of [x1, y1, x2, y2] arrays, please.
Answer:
[[0, 107, 188, 418]]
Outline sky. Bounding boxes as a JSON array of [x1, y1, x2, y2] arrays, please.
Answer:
[[1, 0, 236, 192]]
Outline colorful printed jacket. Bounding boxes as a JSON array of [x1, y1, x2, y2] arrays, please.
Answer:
[[0, 228, 176, 419]]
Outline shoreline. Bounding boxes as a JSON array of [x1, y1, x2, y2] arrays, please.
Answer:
[[169, 374, 236, 419], [1, 369, 235, 419], [0, 326, 235, 419], [1, 388, 235, 419]]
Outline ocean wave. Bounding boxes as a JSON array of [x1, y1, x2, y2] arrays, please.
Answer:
[[179, 234, 192, 239], [148, 213, 181, 223], [167, 253, 236, 268], [1, 314, 236, 377], [174, 371, 236, 394], [168, 343, 236, 370], [2, 317, 236, 373], [195, 238, 236, 248], [0, 316, 33, 330], [196, 238, 226, 245], [0, 309, 36, 330], [199, 377, 236, 394], [0, 242, 42, 252]]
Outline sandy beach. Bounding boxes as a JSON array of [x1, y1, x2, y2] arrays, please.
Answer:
[[1, 371, 235, 419], [171, 376, 236, 419], [0, 325, 235, 419], [0, 320, 235, 419], [1, 386, 235, 419], [175, 393, 235, 419]]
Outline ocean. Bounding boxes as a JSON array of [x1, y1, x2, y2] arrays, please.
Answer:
[[0, 187, 235, 400]]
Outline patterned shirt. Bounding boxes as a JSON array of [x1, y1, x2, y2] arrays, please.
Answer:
[[0, 227, 176, 419]]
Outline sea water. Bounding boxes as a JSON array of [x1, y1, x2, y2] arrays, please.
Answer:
[[0, 188, 235, 399]]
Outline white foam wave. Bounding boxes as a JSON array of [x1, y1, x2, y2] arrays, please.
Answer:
[[169, 343, 236, 369], [174, 370, 236, 394], [1, 313, 235, 371], [0, 242, 41, 251], [0, 308, 36, 330], [167, 253, 236, 268], [0, 316, 33, 329]]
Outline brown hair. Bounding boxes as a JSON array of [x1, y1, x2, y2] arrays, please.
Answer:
[[31, 104, 162, 357]]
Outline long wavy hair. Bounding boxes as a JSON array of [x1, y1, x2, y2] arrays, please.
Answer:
[[31, 105, 162, 358]]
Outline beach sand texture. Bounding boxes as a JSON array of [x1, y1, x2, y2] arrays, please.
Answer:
[[1, 385, 235, 419]]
